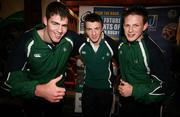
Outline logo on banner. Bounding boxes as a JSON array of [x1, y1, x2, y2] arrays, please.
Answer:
[[148, 15, 158, 31], [80, 11, 92, 32]]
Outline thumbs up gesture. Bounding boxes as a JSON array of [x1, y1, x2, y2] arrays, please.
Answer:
[[35, 75, 66, 102]]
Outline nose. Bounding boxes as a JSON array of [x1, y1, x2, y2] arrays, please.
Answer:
[[92, 30, 96, 35], [128, 26, 133, 32], [57, 25, 63, 33]]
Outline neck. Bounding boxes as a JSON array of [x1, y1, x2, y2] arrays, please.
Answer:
[[136, 35, 144, 41], [38, 28, 53, 44]]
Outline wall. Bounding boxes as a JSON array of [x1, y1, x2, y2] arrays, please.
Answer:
[[0, 0, 24, 19]]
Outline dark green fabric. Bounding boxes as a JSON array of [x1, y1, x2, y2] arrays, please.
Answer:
[[118, 37, 166, 104], [7, 25, 74, 98], [79, 38, 114, 89]]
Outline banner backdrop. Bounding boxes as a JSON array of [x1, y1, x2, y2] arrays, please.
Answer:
[[79, 6, 123, 41], [147, 6, 180, 66], [147, 6, 180, 47], [79, 6, 179, 43]]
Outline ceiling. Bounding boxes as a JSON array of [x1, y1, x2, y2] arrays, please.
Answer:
[[61, 0, 180, 16]]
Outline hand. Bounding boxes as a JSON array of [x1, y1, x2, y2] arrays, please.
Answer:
[[118, 80, 133, 97], [35, 75, 66, 103]]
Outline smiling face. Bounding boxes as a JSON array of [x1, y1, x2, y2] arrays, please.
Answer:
[[85, 21, 103, 45], [123, 14, 148, 42], [43, 14, 68, 44]]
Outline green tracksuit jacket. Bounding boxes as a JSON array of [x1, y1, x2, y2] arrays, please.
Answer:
[[76, 34, 118, 89], [6, 24, 81, 98], [118, 35, 168, 104]]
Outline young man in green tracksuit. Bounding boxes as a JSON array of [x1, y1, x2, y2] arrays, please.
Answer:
[[4, 1, 82, 117], [73, 13, 118, 117], [117, 5, 174, 117]]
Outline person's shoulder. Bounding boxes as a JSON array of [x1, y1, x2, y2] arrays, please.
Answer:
[[65, 30, 80, 38], [104, 34, 119, 46], [23, 25, 40, 38], [66, 30, 80, 37], [16, 26, 39, 48], [66, 30, 77, 34], [104, 34, 113, 40], [23, 23, 45, 38], [65, 30, 85, 42], [144, 34, 160, 48], [23, 28, 32, 34]]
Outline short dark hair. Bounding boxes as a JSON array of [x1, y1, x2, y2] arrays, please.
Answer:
[[84, 13, 103, 27], [123, 5, 148, 24], [46, 1, 69, 20]]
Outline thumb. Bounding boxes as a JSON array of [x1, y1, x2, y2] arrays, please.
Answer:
[[120, 79, 127, 85], [52, 75, 63, 84]]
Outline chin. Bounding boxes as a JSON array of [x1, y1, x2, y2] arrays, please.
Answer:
[[92, 40, 99, 43], [127, 38, 136, 42], [54, 39, 61, 43]]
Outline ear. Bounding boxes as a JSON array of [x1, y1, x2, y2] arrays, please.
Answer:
[[143, 22, 148, 31], [43, 16, 47, 26]]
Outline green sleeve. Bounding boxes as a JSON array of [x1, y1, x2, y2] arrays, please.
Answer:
[[7, 71, 39, 99], [132, 82, 166, 104]]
